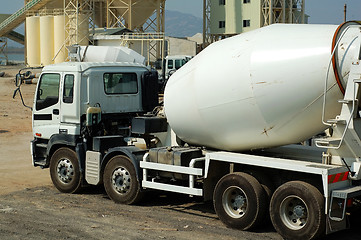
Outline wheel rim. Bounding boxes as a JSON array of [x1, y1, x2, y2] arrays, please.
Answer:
[[222, 186, 248, 218], [280, 195, 308, 230], [56, 158, 74, 184], [111, 166, 131, 194]]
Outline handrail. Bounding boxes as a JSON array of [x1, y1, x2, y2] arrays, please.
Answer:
[[317, 79, 360, 149], [321, 26, 353, 126]]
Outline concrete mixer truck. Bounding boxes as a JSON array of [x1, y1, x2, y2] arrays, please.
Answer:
[[28, 22, 361, 240]]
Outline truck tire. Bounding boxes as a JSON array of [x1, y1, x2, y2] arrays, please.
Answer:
[[213, 172, 267, 230], [245, 170, 274, 223], [103, 155, 143, 205], [50, 147, 82, 193], [269, 181, 325, 240], [245, 171, 274, 202]]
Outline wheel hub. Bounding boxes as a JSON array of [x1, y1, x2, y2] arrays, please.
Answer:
[[234, 195, 246, 209], [222, 186, 248, 218], [293, 205, 305, 218], [280, 195, 308, 230], [112, 167, 130, 194], [56, 159, 74, 184]]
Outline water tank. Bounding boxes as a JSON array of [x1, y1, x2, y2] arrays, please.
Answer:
[[54, 15, 68, 64], [26, 16, 40, 67], [40, 16, 54, 66], [164, 23, 361, 152]]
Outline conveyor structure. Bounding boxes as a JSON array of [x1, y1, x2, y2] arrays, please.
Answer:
[[0, 0, 53, 44]]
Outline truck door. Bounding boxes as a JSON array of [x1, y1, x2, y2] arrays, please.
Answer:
[[59, 73, 80, 135], [33, 73, 61, 139]]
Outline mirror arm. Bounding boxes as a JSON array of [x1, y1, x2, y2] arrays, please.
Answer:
[[13, 87, 33, 111]]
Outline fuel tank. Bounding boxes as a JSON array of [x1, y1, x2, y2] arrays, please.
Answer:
[[164, 23, 361, 151]]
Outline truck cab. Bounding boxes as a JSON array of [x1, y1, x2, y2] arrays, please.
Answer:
[[164, 55, 192, 79], [31, 62, 160, 191]]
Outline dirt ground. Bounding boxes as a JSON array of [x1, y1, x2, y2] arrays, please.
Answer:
[[0, 65, 360, 240]]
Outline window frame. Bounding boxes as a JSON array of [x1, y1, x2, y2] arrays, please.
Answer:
[[174, 59, 186, 70], [219, 21, 226, 28], [63, 74, 74, 104], [167, 59, 174, 70], [243, 19, 251, 28], [103, 72, 139, 95], [36, 73, 60, 111]]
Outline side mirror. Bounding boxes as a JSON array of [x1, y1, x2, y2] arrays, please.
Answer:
[[15, 73, 22, 87], [24, 71, 32, 78]]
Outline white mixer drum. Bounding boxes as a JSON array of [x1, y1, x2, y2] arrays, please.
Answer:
[[164, 23, 361, 151]]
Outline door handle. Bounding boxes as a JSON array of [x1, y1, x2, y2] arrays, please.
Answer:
[[53, 109, 59, 115]]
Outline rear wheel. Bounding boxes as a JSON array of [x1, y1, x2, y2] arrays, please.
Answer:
[[269, 181, 325, 240], [50, 147, 82, 193], [103, 155, 143, 204], [213, 172, 267, 230]]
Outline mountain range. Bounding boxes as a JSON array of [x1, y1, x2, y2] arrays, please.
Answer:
[[164, 10, 203, 38]]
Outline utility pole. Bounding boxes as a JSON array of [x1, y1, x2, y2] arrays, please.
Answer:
[[344, 4, 347, 22]]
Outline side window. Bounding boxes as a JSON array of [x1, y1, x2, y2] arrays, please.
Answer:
[[103, 73, 138, 94], [36, 73, 60, 110], [63, 74, 74, 104], [167, 60, 174, 69]]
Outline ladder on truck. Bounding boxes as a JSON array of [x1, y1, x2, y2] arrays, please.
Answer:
[[315, 61, 361, 155], [315, 58, 361, 229]]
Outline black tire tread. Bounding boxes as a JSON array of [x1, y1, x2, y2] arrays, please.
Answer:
[[103, 155, 143, 205], [213, 172, 267, 230], [49, 147, 82, 193], [269, 181, 325, 240]]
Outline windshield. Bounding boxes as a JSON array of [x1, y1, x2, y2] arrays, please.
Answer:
[[175, 59, 186, 69]]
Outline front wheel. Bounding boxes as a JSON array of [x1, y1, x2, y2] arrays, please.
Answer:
[[103, 155, 143, 204], [213, 172, 267, 230], [269, 181, 325, 240], [50, 147, 82, 193]]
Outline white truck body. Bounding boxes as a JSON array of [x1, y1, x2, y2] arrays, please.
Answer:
[[28, 22, 361, 240], [165, 24, 359, 151]]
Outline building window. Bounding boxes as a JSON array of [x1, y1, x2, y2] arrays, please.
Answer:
[[243, 20, 250, 27], [219, 21, 225, 28], [243, 0, 250, 3], [219, 0, 225, 5]]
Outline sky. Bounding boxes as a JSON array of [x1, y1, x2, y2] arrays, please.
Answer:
[[3, 0, 361, 24], [2, 0, 361, 46], [165, 0, 361, 24]]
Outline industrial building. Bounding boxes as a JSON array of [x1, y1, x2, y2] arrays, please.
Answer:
[[204, 0, 307, 43], [0, 0, 307, 66], [0, 0, 166, 66]]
